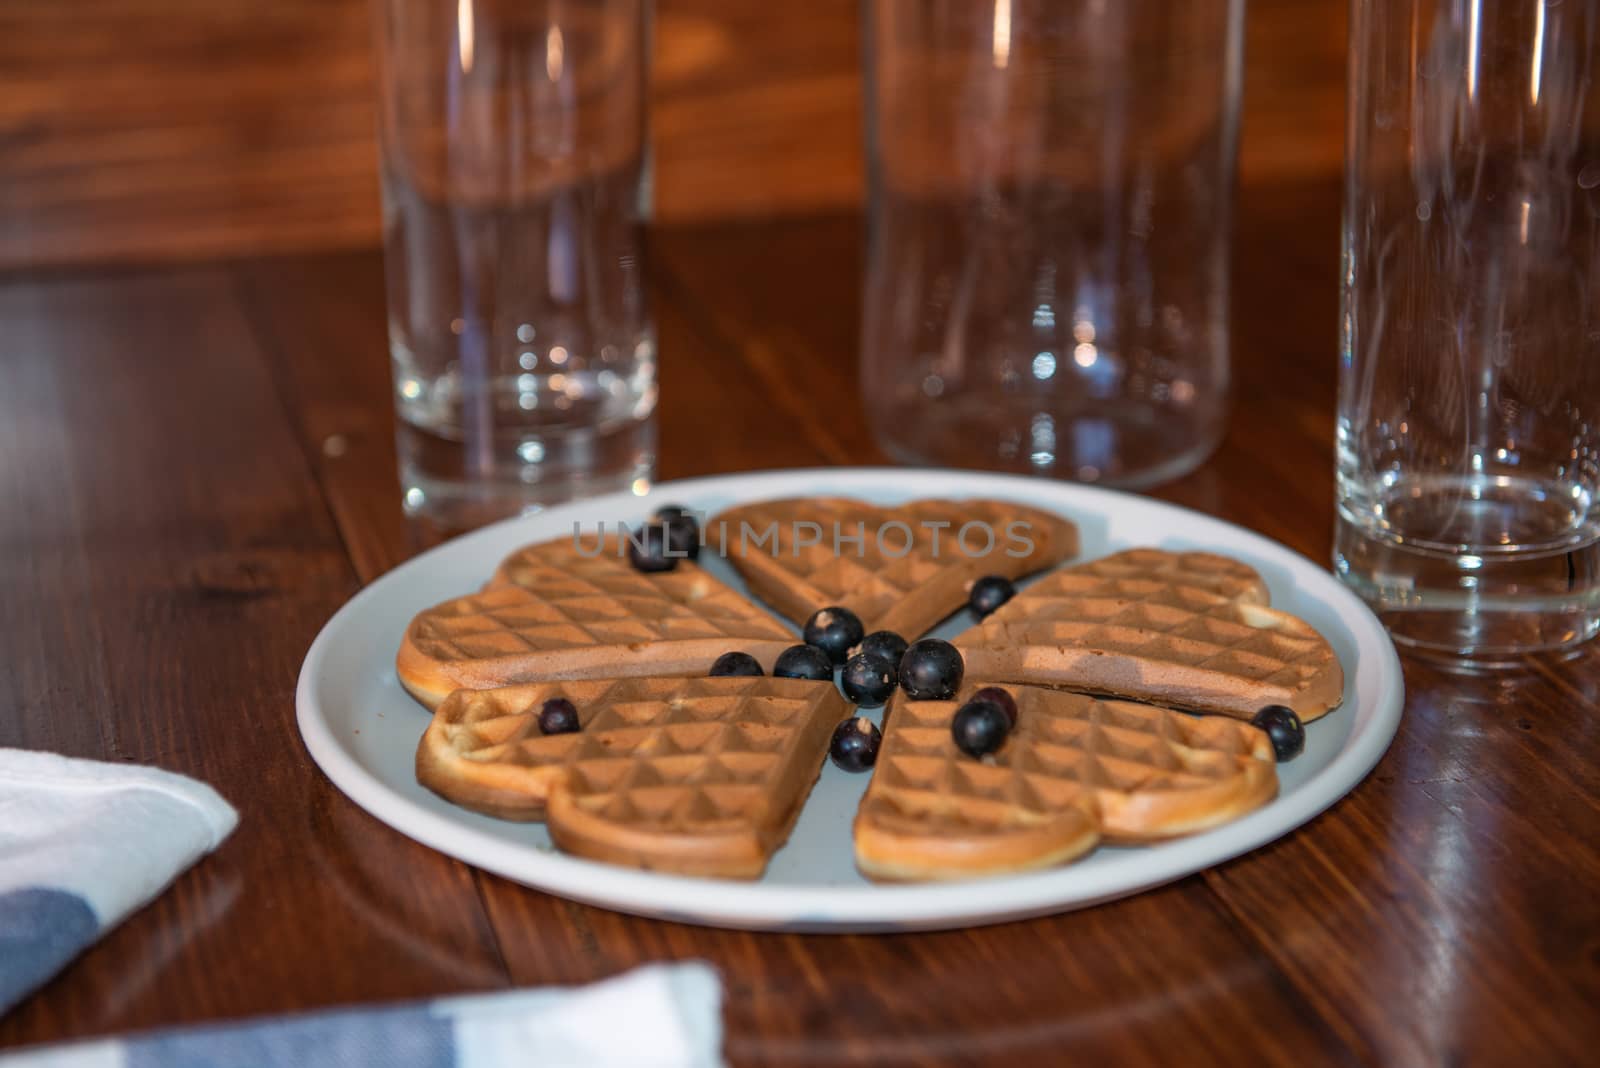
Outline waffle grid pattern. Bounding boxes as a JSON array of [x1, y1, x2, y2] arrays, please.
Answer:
[[412, 540, 792, 666], [864, 686, 1272, 837], [961, 550, 1329, 694], [434, 676, 835, 830], [713, 498, 1070, 626]]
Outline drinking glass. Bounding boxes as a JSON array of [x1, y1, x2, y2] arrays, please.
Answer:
[[375, 0, 656, 532], [1336, 0, 1600, 659], [860, 0, 1243, 487]]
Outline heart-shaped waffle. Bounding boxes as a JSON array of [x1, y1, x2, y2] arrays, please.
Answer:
[[709, 497, 1078, 638], [397, 536, 795, 709], [955, 549, 1344, 720], [855, 682, 1277, 881], [417, 676, 843, 878]]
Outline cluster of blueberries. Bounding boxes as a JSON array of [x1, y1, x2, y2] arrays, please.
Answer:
[[538, 504, 1307, 776], [624, 502, 1032, 773], [725, 558, 1030, 761], [709, 588, 1027, 773]]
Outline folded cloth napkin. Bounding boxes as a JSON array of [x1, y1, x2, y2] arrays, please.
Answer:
[[0, 963, 723, 1068], [0, 748, 238, 1016]]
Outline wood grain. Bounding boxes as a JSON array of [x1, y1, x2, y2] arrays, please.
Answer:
[[1207, 654, 1600, 1063], [219, 245, 1348, 1065], [0, 0, 378, 268], [0, 268, 509, 1039], [1, 1, 1598, 1063], [0, 0, 1345, 270], [199, 248, 1360, 1061], [3, 180, 1598, 1062], [480, 883, 1353, 1066]]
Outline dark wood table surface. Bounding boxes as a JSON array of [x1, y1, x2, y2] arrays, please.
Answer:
[[2, 174, 1598, 1065]]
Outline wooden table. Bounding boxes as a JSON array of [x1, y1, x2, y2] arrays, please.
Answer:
[[2, 176, 1598, 1064]]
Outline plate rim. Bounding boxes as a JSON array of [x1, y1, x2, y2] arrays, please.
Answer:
[[296, 466, 1404, 932]]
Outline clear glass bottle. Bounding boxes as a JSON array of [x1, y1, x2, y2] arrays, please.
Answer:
[[861, 0, 1244, 487], [1335, 0, 1600, 659], [375, 0, 657, 532]]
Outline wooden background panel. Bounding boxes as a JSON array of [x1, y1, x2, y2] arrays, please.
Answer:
[[0, 0, 1344, 271], [0, 0, 377, 267]]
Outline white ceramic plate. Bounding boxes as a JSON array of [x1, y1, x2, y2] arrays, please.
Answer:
[[297, 468, 1403, 932]]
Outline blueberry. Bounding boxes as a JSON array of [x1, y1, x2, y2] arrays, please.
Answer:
[[538, 697, 581, 735], [968, 575, 1016, 619], [829, 716, 882, 772], [709, 651, 763, 677], [951, 699, 1010, 758], [1251, 704, 1306, 761], [969, 686, 1018, 728], [803, 606, 865, 665], [841, 653, 897, 707], [627, 522, 677, 573], [773, 644, 833, 681], [655, 504, 701, 561], [898, 638, 964, 700], [854, 630, 909, 671]]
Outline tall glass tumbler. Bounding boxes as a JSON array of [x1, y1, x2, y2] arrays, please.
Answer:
[[375, 0, 656, 531], [1337, 0, 1600, 658], [861, 0, 1243, 487]]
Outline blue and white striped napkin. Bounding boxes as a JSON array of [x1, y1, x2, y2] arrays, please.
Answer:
[[0, 963, 725, 1068], [0, 749, 726, 1065], [0, 748, 238, 1017]]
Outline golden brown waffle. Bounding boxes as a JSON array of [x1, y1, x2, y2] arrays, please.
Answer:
[[417, 676, 843, 878], [708, 497, 1078, 638], [956, 549, 1343, 721], [855, 683, 1277, 881], [397, 536, 795, 709]]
